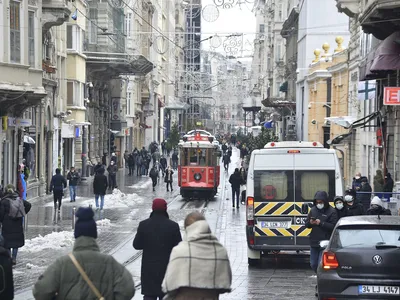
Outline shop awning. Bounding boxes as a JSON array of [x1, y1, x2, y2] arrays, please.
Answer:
[[324, 116, 356, 129]]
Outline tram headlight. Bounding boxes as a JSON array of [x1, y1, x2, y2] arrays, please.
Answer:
[[194, 173, 202, 181]]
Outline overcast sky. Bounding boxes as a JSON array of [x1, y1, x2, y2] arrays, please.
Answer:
[[200, 0, 256, 58]]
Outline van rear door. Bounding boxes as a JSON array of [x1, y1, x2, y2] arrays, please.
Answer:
[[253, 153, 296, 248]]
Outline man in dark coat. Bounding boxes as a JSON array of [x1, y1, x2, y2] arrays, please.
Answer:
[[164, 166, 174, 192], [149, 166, 159, 192], [107, 161, 118, 190], [0, 184, 31, 265], [359, 177, 372, 211], [306, 191, 338, 273], [367, 197, 392, 215], [93, 169, 108, 210], [344, 192, 365, 216], [384, 172, 394, 199], [0, 234, 13, 300], [128, 154, 135, 176], [133, 198, 182, 300], [49, 168, 67, 211], [334, 196, 347, 220], [229, 168, 243, 208], [67, 166, 80, 202]]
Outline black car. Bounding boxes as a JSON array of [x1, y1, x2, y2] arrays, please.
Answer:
[[317, 215, 400, 299]]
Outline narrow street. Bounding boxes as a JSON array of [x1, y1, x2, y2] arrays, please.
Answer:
[[15, 149, 315, 300]]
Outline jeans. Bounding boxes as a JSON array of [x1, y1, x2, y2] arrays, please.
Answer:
[[232, 187, 240, 207], [7, 248, 18, 260], [69, 185, 77, 201], [310, 246, 324, 273], [95, 194, 105, 209]]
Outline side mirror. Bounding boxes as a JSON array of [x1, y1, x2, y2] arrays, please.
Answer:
[[301, 203, 309, 214], [320, 240, 329, 249]]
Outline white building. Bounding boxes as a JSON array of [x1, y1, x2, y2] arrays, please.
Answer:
[[296, 0, 349, 141]]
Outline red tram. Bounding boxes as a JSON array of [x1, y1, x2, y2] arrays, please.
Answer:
[[178, 131, 221, 199]]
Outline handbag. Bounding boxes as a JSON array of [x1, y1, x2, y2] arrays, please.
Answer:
[[68, 253, 105, 300]]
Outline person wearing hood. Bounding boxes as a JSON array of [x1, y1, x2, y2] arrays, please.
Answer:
[[162, 212, 232, 300], [0, 234, 13, 300], [384, 172, 394, 199], [334, 196, 347, 219], [93, 168, 108, 210], [33, 207, 135, 300], [107, 161, 118, 191], [0, 184, 31, 265], [149, 166, 160, 192], [229, 168, 243, 208], [366, 197, 392, 215], [359, 177, 372, 211], [133, 199, 181, 300], [49, 168, 67, 211], [305, 191, 338, 273], [344, 190, 364, 216]]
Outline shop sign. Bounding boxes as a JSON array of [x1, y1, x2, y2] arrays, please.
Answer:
[[112, 98, 120, 120], [384, 87, 400, 105], [8, 117, 32, 127]]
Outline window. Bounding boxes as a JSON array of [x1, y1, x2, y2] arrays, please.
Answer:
[[88, 9, 98, 44], [10, 1, 21, 63], [127, 92, 131, 114], [276, 81, 282, 95], [180, 148, 214, 166], [295, 170, 335, 202], [67, 81, 84, 107], [125, 13, 132, 37], [255, 171, 292, 202], [275, 43, 282, 61], [259, 24, 265, 33], [28, 11, 35, 67], [67, 25, 83, 52]]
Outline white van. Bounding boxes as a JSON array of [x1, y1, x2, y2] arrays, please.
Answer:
[[245, 141, 344, 265]]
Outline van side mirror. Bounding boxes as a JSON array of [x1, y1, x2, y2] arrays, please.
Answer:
[[301, 203, 309, 214], [320, 240, 329, 249]]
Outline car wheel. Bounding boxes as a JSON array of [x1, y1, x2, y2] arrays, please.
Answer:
[[248, 258, 260, 267]]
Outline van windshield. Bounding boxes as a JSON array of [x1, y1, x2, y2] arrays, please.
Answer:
[[254, 170, 335, 202]]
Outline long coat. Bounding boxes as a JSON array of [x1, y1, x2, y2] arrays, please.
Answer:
[[0, 193, 31, 248], [33, 236, 135, 300], [133, 212, 182, 296], [0, 240, 13, 300], [93, 173, 108, 195], [164, 169, 174, 183]]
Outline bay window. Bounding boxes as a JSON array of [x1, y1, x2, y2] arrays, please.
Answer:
[[10, 1, 21, 63], [67, 25, 83, 52], [67, 81, 84, 107], [28, 11, 35, 66]]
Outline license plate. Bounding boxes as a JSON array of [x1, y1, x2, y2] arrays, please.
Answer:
[[359, 285, 400, 295], [261, 221, 291, 229]]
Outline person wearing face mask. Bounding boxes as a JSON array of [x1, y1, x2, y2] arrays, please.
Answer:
[[344, 192, 364, 216], [366, 196, 392, 215], [334, 196, 347, 219], [107, 161, 118, 191], [306, 191, 338, 274]]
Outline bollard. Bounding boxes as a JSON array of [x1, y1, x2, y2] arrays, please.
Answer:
[[72, 206, 76, 229], [24, 214, 28, 231]]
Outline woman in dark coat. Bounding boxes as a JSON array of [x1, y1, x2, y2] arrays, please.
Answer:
[[0, 234, 13, 300], [0, 184, 31, 265], [164, 166, 174, 192], [133, 198, 182, 299]]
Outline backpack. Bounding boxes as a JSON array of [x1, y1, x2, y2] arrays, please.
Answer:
[[7, 197, 25, 219]]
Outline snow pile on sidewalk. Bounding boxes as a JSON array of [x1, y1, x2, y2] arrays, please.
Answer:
[[21, 231, 74, 253], [96, 218, 111, 227], [82, 189, 145, 208], [26, 263, 45, 270]]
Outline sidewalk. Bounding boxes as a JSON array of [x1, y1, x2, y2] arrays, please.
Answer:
[[14, 167, 179, 297]]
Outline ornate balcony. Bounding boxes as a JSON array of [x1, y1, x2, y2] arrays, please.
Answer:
[[359, 0, 400, 40], [42, 0, 71, 32], [335, 0, 359, 17]]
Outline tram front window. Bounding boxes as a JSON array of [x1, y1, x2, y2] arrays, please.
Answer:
[[180, 148, 214, 166]]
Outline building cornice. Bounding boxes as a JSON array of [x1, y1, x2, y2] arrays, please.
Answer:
[[306, 70, 332, 82], [327, 62, 348, 73]]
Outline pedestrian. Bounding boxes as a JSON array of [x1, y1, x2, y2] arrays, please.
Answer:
[[384, 172, 394, 199], [33, 207, 135, 300], [149, 166, 159, 192], [229, 168, 243, 208], [344, 190, 364, 216], [351, 172, 363, 191], [107, 161, 118, 190], [0, 234, 13, 300], [162, 212, 232, 300], [111, 152, 117, 164], [124, 150, 129, 168], [152, 150, 161, 167], [133, 198, 182, 300], [334, 196, 347, 219], [0, 184, 31, 265], [49, 168, 67, 211], [165, 166, 174, 192], [172, 152, 178, 170], [94, 160, 104, 175], [359, 177, 372, 211], [136, 155, 143, 176], [67, 166, 80, 202], [17, 164, 27, 201], [366, 196, 392, 215], [222, 153, 230, 171], [306, 191, 337, 273], [160, 155, 167, 177], [128, 153, 135, 176], [93, 168, 108, 210]]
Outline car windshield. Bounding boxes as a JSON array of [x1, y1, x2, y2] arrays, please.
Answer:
[[331, 226, 400, 249]]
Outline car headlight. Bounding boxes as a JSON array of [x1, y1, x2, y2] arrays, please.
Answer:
[[194, 173, 201, 181]]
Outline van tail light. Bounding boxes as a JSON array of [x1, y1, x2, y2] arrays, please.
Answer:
[[247, 197, 254, 226], [249, 236, 254, 245], [322, 251, 339, 270]]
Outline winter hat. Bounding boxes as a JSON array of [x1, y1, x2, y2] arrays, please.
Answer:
[[334, 196, 344, 204], [371, 196, 383, 208], [152, 198, 167, 211], [314, 191, 328, 202], [361, 177, 368, 183], [74, 207, 97, 239]]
